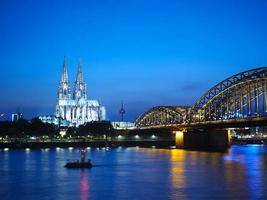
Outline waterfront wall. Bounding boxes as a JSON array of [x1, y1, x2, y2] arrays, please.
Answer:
[[0, 140, 175, 149], [0, 128, 231, 151]]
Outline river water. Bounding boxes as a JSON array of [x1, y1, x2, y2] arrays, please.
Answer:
[[0, 145, 266, 200]]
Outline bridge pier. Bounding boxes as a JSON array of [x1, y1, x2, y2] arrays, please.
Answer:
[[174, 129, 231, 151], [175, 131, 184, 149]]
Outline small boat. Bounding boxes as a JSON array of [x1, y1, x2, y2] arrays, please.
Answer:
[[64, 160, 92, 168], [64, 148, 93, 168]]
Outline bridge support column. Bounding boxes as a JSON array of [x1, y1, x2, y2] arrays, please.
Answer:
[[174, 131, 185, 148], [175, 128, 231, 151]]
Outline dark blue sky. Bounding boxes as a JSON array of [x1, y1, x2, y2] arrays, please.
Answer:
[[0, 0, 267, 121]]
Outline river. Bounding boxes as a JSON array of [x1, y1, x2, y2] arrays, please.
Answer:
[[0, 145, 266, 200]]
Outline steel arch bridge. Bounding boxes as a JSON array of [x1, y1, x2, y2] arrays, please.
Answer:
[[135, 67, 267, 128], [135, 106, 190, 128]]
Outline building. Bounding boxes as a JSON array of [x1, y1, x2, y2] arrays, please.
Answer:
[[39, 115, 74, 127], [54, 57, 106, 127], [111, 121, 135, 130], [39, 115, 60, 125], [12, 112, 23, 122]]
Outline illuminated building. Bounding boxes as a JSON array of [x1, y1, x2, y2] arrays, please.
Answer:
[[55, 57, 106, 126], [111, 121, 135, 130], [12, 112, 23, 122]]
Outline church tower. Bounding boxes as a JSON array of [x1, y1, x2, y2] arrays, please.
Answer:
[[56, 57, 72, 121], [58, 56, 71, 100], [73, 61, 87, 100]]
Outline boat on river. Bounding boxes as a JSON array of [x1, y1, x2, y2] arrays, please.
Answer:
[[64, 160, 92, 168], [64, 148, 92, 168]]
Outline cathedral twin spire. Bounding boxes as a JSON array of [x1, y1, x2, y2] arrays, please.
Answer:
[[74, 60, 87, 100], [61, 56, 69, 84], [76, 60, 83, 82], [58, 57, 86, 100]]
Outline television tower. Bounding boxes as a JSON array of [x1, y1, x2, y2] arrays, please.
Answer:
[[119, 101, 126, 122]]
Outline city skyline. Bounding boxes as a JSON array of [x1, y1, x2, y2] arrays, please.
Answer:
[[1, 0, 267, 121]]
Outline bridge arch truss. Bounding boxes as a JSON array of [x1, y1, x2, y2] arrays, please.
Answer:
[[135, 106, 190, 128], [190, 67, 267, 122]]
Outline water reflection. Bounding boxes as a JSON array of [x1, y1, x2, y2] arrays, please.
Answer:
[[80, 170, 89, 200], [170, 150, 186, 189], [243, 145, 266, 199], [169, 149, 186, 200], [0, 146, 267, 200]]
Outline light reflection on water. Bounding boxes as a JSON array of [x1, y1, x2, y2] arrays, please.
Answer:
[[0, 145, 266, 200], [80, 170, 89, 200]]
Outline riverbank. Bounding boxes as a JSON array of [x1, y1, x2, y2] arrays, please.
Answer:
[[0, 140, 175, 149], [0, 140, 230, 152], [231, 138, 267, 145], [1, 139, 265, 151]]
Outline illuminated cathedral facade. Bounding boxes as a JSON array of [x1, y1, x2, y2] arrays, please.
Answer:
[[55, 57, 106, 126]]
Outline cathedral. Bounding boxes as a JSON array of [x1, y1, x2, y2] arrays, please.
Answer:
[[55, 57, 106, 126]]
